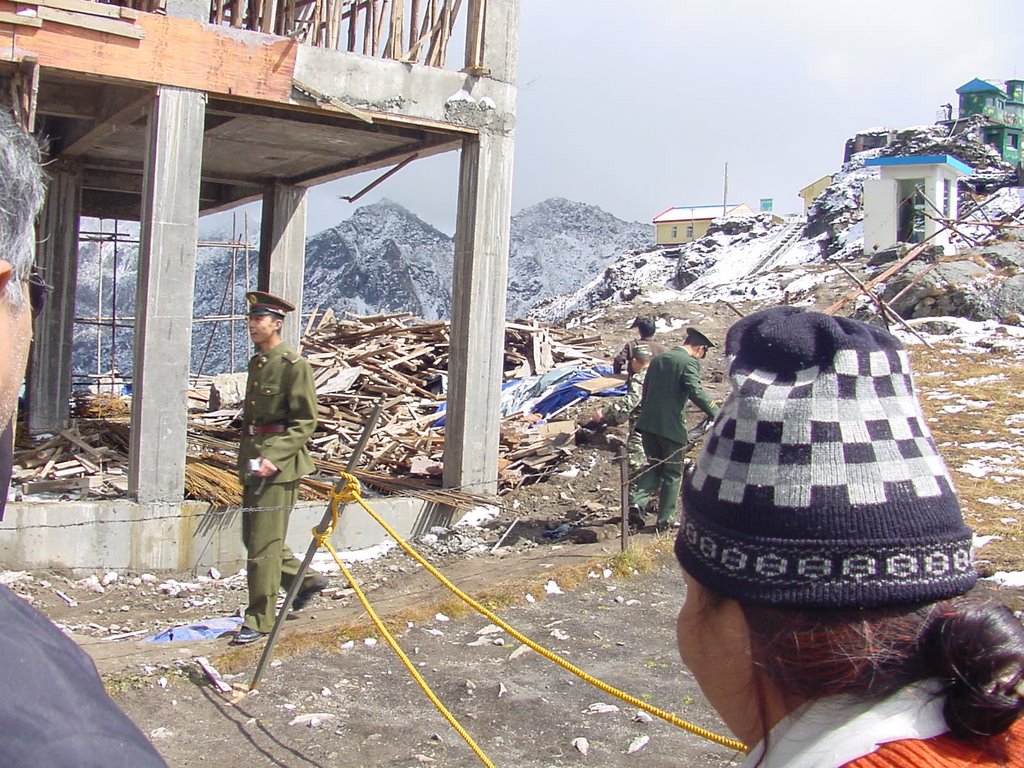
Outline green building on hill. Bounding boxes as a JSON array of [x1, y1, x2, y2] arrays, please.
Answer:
[[949, 77, 1024, 165]]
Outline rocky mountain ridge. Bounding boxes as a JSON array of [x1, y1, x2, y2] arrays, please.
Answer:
[[71, 197, 653, 378]]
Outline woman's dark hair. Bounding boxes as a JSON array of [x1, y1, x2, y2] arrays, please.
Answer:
[[634, 317, 656, 339], [741, 591, 1024, 743]]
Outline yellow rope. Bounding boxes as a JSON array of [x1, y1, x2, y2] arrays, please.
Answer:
[[316, 478, 495, 768], [327, 472, 748, 755]]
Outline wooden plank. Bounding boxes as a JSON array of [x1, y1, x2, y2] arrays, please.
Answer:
[[572, 374, 626, 393], [824, 241, 930, 316], [59, 91, 151, 159], [0, 10, 41, 26], [0, 6, 298, 103], [23, 477, 84, 494], [31, 0, 138, 20], [464, 0, 483, 72], [58, 428, 104, 457], [361, 0, 371, 54], [34, 6, 145, 39]]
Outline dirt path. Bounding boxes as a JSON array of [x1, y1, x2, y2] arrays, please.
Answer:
[[112, 551, 743, 768]]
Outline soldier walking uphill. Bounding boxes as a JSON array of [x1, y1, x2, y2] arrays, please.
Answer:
[[233, 291, 328, 646], [587, 344, 653, 530], [632, 328, 719, 532]]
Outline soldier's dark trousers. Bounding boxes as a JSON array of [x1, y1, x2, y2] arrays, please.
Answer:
[[241, 480, 318, 633], [632, 431, 685, 526]]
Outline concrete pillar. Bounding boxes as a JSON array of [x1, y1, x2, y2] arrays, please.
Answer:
[[28, 167, 81, 434], [129, 87, 205, 503], [163, 0, 207, 21], [258, 183, 308, 347], [444, 129, 516, 495]]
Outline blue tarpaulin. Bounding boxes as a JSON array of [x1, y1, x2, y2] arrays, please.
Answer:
[[432, 365, 625, 427], [145, 616, 242, 643]]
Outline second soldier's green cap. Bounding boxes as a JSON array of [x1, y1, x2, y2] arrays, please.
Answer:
[[246, 290, 295, 318], [633, 343, 653, 361], [684, 327, 716, 348]]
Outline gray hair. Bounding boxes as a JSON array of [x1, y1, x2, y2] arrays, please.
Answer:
[[0, 110, 46, 305]]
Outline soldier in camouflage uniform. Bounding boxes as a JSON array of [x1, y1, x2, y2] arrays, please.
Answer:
[[589, 344, 653, 530], [232, 291, 327, 646]]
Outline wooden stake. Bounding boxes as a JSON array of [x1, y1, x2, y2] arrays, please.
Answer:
[[835, 263, 933, 349]]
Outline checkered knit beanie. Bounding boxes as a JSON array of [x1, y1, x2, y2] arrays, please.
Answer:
[[677, 307, 976, 609]]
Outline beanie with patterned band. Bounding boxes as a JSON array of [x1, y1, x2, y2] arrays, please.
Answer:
[[676, 306, 976, 609]]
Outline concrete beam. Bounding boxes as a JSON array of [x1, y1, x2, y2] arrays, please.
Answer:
[[129, 87, 205, 502], [293, 44, 517, 130], [28, 168, 81, 434], [444, 129, 516, 495], [258, 183, 308, 347]]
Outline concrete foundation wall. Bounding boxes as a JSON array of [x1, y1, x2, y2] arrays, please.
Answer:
[[0, 496, 454, 574]]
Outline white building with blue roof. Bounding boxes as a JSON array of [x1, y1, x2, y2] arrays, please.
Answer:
[[862, 154, 973, 255]]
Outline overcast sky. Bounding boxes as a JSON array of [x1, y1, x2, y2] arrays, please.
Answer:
[[281, 0, 1024, 236]]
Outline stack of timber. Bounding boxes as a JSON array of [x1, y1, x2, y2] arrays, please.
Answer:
[[13, 313, 606, 503], [12, 422, 131, 499]]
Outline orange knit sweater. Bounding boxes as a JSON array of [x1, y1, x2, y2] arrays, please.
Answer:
[[843, 718, 1024, 767]]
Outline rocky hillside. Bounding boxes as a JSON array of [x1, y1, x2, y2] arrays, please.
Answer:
[[533, 121, 1024, 325], [506, 198, 652, 317]]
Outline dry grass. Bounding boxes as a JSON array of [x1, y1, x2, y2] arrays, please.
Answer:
[[909, 341, 1024, 609]]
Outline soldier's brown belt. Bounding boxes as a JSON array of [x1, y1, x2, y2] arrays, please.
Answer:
[[245, 423, 287, 435]]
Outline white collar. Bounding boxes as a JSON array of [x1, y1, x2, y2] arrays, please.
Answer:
[[739, 680, 949, 768]]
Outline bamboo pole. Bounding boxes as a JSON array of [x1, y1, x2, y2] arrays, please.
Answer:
[[824, 239, 934, 316], [373, 0, 385, 55], [464, 0, 484, 72], [408, 0, 418, 54], [347, 0, 358, 51], [835, 263, 933, 349], [363, 0, 372, 54]]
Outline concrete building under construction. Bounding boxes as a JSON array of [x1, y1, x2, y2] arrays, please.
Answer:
[[0, 0, 519, 570]]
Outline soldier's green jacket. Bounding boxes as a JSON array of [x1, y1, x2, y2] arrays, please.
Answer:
[[635, 346, 717, 444], [602, 366, 647, 428], [236, 343, 317, 485]]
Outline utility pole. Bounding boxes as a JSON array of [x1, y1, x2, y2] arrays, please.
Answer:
[[723, 161, 729, 214]]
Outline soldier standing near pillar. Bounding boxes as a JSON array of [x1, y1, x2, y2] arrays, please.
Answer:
[[233, 291, 326, 646]]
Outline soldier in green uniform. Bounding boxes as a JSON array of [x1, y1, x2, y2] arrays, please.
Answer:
[[232, 291, 327, 646], [588, 344, 653, 530], [632, 328, 719, 533]]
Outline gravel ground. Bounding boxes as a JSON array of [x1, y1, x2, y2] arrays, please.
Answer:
[[113, 553, 745, 768]]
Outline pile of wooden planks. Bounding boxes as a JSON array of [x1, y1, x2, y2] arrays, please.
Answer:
[[12, 422, 130, 499], [14, 312, 606, 503]]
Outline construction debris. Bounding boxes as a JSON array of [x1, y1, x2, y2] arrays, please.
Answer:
[[12, 313, 607, 505]]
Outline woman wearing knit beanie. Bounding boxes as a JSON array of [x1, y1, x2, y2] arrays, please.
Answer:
[[674, 306, 1024, 767]]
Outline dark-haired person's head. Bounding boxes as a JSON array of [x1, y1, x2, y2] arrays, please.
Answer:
[[674, 307, 1024, 763], [633, 316, 657, 340]]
